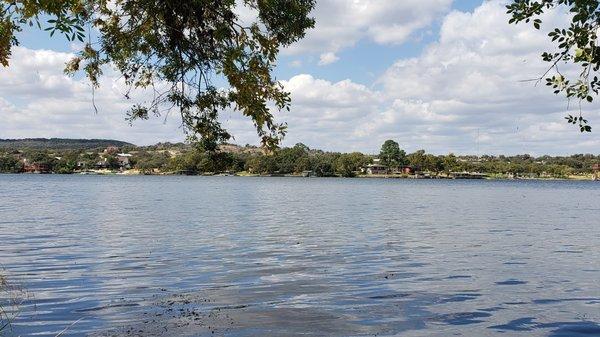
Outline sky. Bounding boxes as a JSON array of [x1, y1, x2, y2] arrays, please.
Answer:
[[1, 0, 599, 155]]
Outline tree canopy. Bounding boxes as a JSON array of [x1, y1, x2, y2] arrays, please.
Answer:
[[507, 0, 600, 132], [2, 140, 598, 178], [0, 0, 315, 150], [379, 140, 406, 170]]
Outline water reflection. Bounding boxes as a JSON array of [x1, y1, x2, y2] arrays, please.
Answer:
[[491, 317, 600, 336], [0, 175, 599, 336]]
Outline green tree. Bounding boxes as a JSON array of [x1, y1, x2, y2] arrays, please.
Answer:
[[78, 151, 99, 170], [54, 150, 79, 173], [135, 151, 170, 173], [312, 152, 336, 177], [166, 150, 201, 173], [334, 154, 356, 177], [1, 0, 315, 150], [26, 151, 57, 171], [443, 153, 459, 172], [0, 154, 22, 173], [104, 155, 120, 170], [275, 145, 308, 174], [293, 143, 310, 152], [244, 154, 277, 174], [379, 140, 406, 171], [423, 154, 443, 173], [257, 155, 278, 174], [507, 0, 600, 132], [293, 155, 311, 173], [407, 150, 427, 170]]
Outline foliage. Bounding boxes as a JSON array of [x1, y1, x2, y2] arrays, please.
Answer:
[[135, 151, 169, 173], [103, 155, 120, 170], [0, 138, 132, 150], [0, 0, 315, 151], [0, 154, 22, 173], [23, 151, 57, 171], [379, 140, 406, 170], [506, 0, 600, 132], [0, 273, 7, 333], [335, 152, 369, 177], [273, 144, 309, 173], [0, 139, 598, 178], [407, 149, 426, 170], [0, 273, 26, 334]]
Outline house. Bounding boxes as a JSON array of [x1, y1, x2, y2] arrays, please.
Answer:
[[104, 146, 120, 155], [450, 171, 488, 179], [23, 163, 50, 174], [301, 170, 315, 177], [95, 159, 109, 169], [397, 166, 415, 175], [365, 163, 387, 175], [116, 153, 132, 169]]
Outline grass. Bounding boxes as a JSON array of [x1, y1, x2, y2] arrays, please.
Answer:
[[0, 273, 26, 335], [0, 273, 9, 333], [0, 273, 82, 336]]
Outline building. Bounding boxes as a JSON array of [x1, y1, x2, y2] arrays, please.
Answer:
[[23, 163, 50, 174], [116, 153, 132, 169], [365, 163, 387, 175], [104, 146, 120, 155], [301, 170, 315, 177], [397, 166, 415, 175], [95, 159, 110, 169], [450, 171, 488, 179]]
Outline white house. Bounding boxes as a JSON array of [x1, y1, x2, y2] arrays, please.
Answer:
[[365, 163, 387, 175]]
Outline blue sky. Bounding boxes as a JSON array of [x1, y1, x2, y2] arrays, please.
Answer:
[[14, 1, 482, 85], [274, 0, 483, 84], [2, 0, 599, 155]]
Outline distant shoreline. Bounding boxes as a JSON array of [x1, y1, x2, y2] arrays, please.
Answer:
[[2, 139, 599, 180], [2, 171, 597, 181]]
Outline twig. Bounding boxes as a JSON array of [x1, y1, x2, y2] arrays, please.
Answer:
[[55, 317, 84, 337]]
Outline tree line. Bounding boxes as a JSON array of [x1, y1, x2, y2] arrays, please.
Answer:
[[0, 140, 598, 178]]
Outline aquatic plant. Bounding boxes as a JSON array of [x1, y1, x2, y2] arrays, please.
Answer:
[[0, 273, 26, 335], [0, 273, 9, 333]]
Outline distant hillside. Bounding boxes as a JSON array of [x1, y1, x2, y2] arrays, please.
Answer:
[[0, 138, 134, 150]]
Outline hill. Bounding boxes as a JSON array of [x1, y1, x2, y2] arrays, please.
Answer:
[[0, 138, 134, 150]]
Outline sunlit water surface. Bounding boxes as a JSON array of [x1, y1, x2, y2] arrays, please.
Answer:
[[0, 175, 599, 336]]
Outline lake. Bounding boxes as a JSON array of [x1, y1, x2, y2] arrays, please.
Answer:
[[0, 175, 599, 336]]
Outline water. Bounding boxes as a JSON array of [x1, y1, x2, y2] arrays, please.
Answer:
[[0, 175, 599, 336]]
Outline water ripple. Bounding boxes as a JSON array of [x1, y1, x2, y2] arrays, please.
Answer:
[[0, 175, 599, 336]]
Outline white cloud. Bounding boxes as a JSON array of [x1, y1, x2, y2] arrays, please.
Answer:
[[0, 47, 184, 145], [3, 1, 600, 155], [274, 0, 599, 155], [364, 0, 600, 155], [222, 74, 384, 151], [318, 52, 339, 66], [284, 0, 453, 60], [282, 74, 382, 120]]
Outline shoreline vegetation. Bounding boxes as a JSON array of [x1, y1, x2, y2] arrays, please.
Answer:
[[0, 138, 599, 181], [0, 272, 25, 335]]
